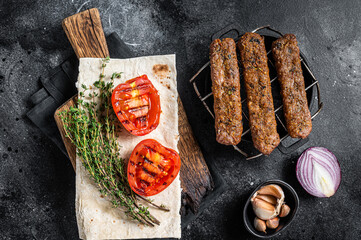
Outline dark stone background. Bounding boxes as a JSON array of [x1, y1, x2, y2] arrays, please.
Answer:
[[1, 0, 361, 239]]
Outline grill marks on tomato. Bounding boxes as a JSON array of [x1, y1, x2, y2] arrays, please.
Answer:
[[121, 96, 148, 109], [115, 84, 150, 121], [135, 150, 170, 189], [127, 139, 181, 196], [113, 84, 151, 96], [134, 150, 171, 191], [128, 105, 149, 118], [111, 75, 161, 136]]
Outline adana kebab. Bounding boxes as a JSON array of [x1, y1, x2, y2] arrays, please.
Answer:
[[272, 34, 312, 139], [210, 38, 243, 145], [238, 33, 280, 155]]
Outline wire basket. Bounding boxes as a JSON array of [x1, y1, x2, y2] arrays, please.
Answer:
[[190, 25, 323, 160]]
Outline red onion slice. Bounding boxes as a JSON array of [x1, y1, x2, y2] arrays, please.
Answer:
[[296, 147, 341, 198]]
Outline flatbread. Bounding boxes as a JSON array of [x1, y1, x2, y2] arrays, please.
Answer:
[[75, 55, 181, 239]]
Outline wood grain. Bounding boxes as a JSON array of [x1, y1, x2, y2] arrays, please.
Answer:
[[55, 8, 213, 213], [62, 8, 109, 59], [178, 98, 214, 211], [54, 95, 77, 169]]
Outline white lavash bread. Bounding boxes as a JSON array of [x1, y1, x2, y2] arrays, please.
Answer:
[[75, 55, 181, 240]]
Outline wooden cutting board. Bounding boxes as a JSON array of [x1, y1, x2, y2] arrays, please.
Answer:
[[54, 8, 213, 212]]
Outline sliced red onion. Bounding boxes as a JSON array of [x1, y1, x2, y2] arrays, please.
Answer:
[[296, 147, 341, 197]]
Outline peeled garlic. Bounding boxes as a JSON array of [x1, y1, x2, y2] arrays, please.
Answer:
[[251, 184, 285, 220]]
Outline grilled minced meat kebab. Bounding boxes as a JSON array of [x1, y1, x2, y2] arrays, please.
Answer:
[[272, 34, 312, 139], [210, 38, 243, 145], [238, 33, 280, 155]]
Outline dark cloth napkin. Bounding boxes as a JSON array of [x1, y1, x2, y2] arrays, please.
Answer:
[[26, 33, 134, 156]]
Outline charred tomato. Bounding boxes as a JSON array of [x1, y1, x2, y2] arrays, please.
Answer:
[[127, 139, 181, 196], [111, 75, 161, 136]]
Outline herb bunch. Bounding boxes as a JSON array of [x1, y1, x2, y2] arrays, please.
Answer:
[[60, 57, 168, 227]]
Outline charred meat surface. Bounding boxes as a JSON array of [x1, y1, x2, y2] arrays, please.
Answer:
[[238, 33, 280, 155], [210, 38, 243, 145], [272, 34, 312, 139]]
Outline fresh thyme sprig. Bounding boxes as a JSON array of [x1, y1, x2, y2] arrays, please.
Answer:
[[59, 57, 168, 226]]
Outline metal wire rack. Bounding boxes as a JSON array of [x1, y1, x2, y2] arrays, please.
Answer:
[[190, 25, 323, 160]]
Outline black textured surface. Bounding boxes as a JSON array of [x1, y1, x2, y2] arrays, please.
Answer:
[[1, 0, 361, 239]]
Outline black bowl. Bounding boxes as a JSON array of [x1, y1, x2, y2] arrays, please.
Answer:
[[243, 180, 299, 238]]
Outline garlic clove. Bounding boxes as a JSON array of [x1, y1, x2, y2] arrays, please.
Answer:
[[266, 217, 280, 229], [257, 184, 285, 200], [274, 200, 283, 216], [251, 184, 285, 220], [254, 217, 267, 233], [256, 194, 277, 205], [251, 197, 277, 220], [279, 204, 291, 217]]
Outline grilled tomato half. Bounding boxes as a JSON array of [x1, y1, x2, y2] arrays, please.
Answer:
[[127, 139, 181, 196], [111, 75, 161, 136]]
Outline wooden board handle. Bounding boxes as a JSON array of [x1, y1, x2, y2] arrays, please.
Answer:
[[62, 8, 109, 58]]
